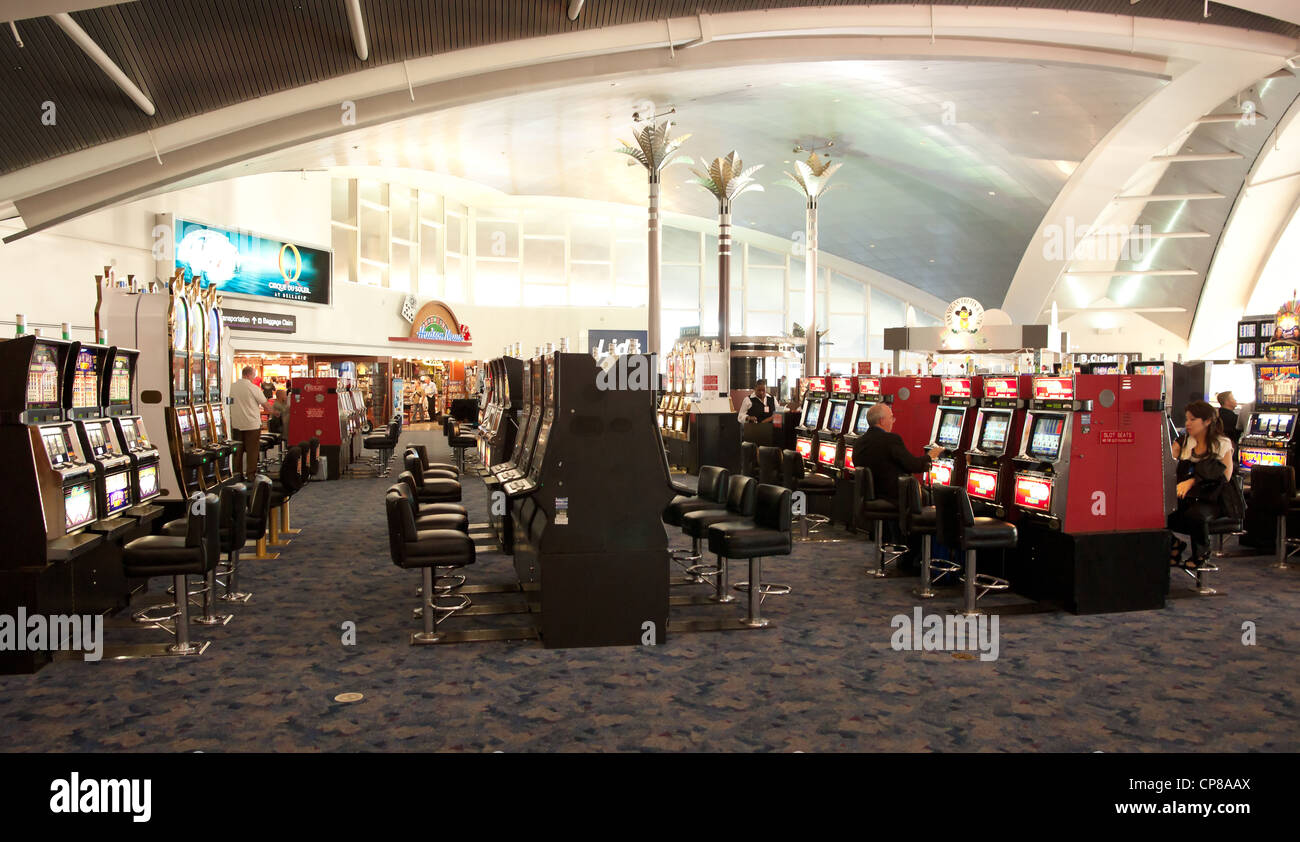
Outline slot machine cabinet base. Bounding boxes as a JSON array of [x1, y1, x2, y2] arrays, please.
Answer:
[[1008, 525, 1170, 614]]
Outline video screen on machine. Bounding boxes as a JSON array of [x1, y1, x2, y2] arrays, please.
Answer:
[[177, 411, 193, 434], [27, 344, 60, 408], [853, 404, 873, 434], [86, 425, 106, 456], [64, 483, 95, 530], [138, 465, 159, 499], [802, 399, 822, 427], [1028, 415, 1066, 460], [104, 471, 131, 514], [826, 401, 848, 432], [935, 410, 964, 448], [109, 357, 131, 405], [978, 413, 1010, 452], [1252, 412, 1296, 438]]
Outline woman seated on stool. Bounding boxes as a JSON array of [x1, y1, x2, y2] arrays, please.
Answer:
[[1168, 400, 1234, 569]]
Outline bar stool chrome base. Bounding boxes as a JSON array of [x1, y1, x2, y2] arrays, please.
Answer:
[[1179, 559, 1219, 595], [911, 536, 939, 598], [671, 540, 707, 583]]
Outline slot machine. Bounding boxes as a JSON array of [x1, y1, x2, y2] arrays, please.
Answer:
[[1011, 376, 1085, 526], [1239, 355, 1300, 548], [815, 376, 856, 477], [106, 347, 162, 510], [963, 375, 1028, 516], [485, 356, 522, 469], [495, 357, 543, 482], [203, 297, 236, 478], [0, 336, 104, 565], [70, 343, 136, 526], [882, 374, 942, 458], [840, 376, 888, 473], [925, 377, 981, 489], [504, 354, 555, 499], [794, 376, 828, 466]]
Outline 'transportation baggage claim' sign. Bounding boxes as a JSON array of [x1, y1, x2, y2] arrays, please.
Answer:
[[174, 218, 332, 305], [221, 308, 297, 334]]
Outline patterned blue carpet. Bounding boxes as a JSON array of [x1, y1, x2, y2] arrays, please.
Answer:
[[2, 427, 1298, 752]]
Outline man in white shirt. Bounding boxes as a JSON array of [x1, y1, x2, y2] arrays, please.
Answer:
[[737, 379, 777, 425], [422, 376, 438, 421], [230, 366, 273, 478]]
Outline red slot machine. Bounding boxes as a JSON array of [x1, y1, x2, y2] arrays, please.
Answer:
[[794, 376, 828, 467], [841, 376, 889, 472], [963, 374, 1030, 517], [925, 377, 981, 489], [291, 377, 343, 478], [882, 375, 941, 460], [816, 376, 857, 476], [1008, 373, 1170, 613]]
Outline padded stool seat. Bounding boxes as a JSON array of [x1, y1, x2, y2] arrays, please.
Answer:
[[798, 473, 836, 491], [665, 496, 729, 526], [854, 467, 904, 576], [416, 513, 470, 532], [405, 529, 475, 565], [964, 517, 1018, 549], [387, 488, 476, 644], [122, 534, 206, 573], [707, 522, 791, 557], [934, 485, 1017, 616], [681, 508, 747, 539], [705, 484, 793, 628], [416, 478, 462, 503], [662, 465, 730, 572]]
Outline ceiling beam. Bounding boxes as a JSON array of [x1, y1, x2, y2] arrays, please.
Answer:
[[0, 1, 135, 21], [51, 11, 154, 115], [344, 0, 368, 61], [567, 0, 584, 22]]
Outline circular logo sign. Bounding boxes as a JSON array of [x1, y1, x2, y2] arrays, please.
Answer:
[[945, 298, 984, 335]]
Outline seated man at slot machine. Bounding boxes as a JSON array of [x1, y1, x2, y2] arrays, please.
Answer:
[[232, 366, 275, 479], [852, 403, 943, 567], [1168, 400, 1236, 569]]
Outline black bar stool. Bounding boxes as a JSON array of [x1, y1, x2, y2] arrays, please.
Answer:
[[781, 449, 834, 538], [680, 475, 757, 602], [663, 465, 730, 580], [932, 485, 1016, 616], [898, 476, 944, 598], [402, 454, 463, 503], [362, 418, 401, 476], [707, 484, 793, 628], [1246, 465, 1296, 570], [740, 442, 759, 479], [121, 491, 221, 656], [385, 489, 475, 644], [852, 467, 904, 577], [757, 446, 782, 485]]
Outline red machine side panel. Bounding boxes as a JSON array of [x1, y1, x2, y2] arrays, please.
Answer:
[[883, 376, 941, 457], [1063, 374, 1118, 534], [291, 377, 342, 446], [1113, 374, 1167, 531]]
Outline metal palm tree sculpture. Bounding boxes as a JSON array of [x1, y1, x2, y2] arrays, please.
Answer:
[[617, 120, 691, 358], [693, 151, 763, 350], [785, 152, 842, 376]]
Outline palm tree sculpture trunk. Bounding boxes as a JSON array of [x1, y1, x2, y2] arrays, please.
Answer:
[[617, 121, 691, 359], [785, 152, 842, 376], [694, 152, 763, 351]]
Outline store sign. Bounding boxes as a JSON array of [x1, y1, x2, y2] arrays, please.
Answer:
[[944, 297, 984, 335], [590, 329, 649, 359], [174, 219, 331, 305], [393, 301, 472, 345], [222, 308, 297, 334]]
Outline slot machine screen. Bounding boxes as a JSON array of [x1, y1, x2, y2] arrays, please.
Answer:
[[935, 410, 964, 448], [42, 429, 70, 465], [177, 410, 193, 435], [212, 406, 226, 436], [928, 460, 953, 487], [853, 404, 873, 434], [196, 410, 211, 443], [1239, 448, 1285, 469], [817, 441, 837, 466], [795, 437, 813, 460], [966, 467, 999, 501], [802, 399, 821, 427], [108, 356, 131, 406], [138, 464, 159, 499], [120, 418, 138, 447], [71, 349, 98, 410], [1254, 412, 1296, 438], [64, 483, 96, 530], [104, 471, 131, 515], [1027, 415, 1066, 460], [26, 343, 61, 408], [825, 400, 848, 432], [978, 413, 1010, 452]]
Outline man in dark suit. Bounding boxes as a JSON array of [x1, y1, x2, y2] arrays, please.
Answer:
[[852, 402, 943, 505], [1216, 391, 1241, 450]]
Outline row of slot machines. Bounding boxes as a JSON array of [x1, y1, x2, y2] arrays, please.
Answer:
[[482, 351, 672, 647], [796, 373, 1170, 534], [101, 272, 240, 501], [477, 355, 522, 469], [656, 391, 691, 440]]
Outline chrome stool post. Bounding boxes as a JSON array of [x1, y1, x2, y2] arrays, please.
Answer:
[[871, 521, 906, 578], [1273, 517, 1292, 570], [912, 535, 936, 599], [952, 549, 1009, 616], [412, 568, 472, 644], [191, 568, 232, 626], [1180, 559, 1219, 595], [216, 548, 252, 603]]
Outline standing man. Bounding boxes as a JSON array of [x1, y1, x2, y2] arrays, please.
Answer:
[[422, 375, 438, 422], [737, 378, 777, 424], [1217, 391, 1241, 450], [231, 365, 273, 478]]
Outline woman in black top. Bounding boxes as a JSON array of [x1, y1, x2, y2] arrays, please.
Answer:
[[1168, 400, 1235, 568]]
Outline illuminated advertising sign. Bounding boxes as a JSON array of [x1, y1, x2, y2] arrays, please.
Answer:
[[175, 219, 331, 305], [817, 442, 837, 466], [831, 377, 854, 394], [1033, 377, 1075, 401], [857, 377, 881, 396], [966, 467, 999, 501], [803, 376, 828, 393], [941, 378, 972, 399], [982, 377, 1018, 399], [1240, 448, 1286, 469], [1014, 475, 1053, 512]]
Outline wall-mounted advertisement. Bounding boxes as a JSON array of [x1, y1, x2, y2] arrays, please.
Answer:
[[174, 218, 332, 306]]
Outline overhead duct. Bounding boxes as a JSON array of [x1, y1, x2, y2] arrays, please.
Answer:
[[345, 0, 368, 61], [51, 11, 154, 115], [567, 0, 584, 22]]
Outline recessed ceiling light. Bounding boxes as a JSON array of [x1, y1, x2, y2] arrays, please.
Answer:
[[929, 258, 935, 263], [988, 191, 996, 196], [869, 244, 875, 248], [1032, 110, 1040, 115]]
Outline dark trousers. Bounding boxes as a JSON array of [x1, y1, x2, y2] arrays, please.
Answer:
[[1168, 501, 1219, 558], [236, 428, 261, 478]]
